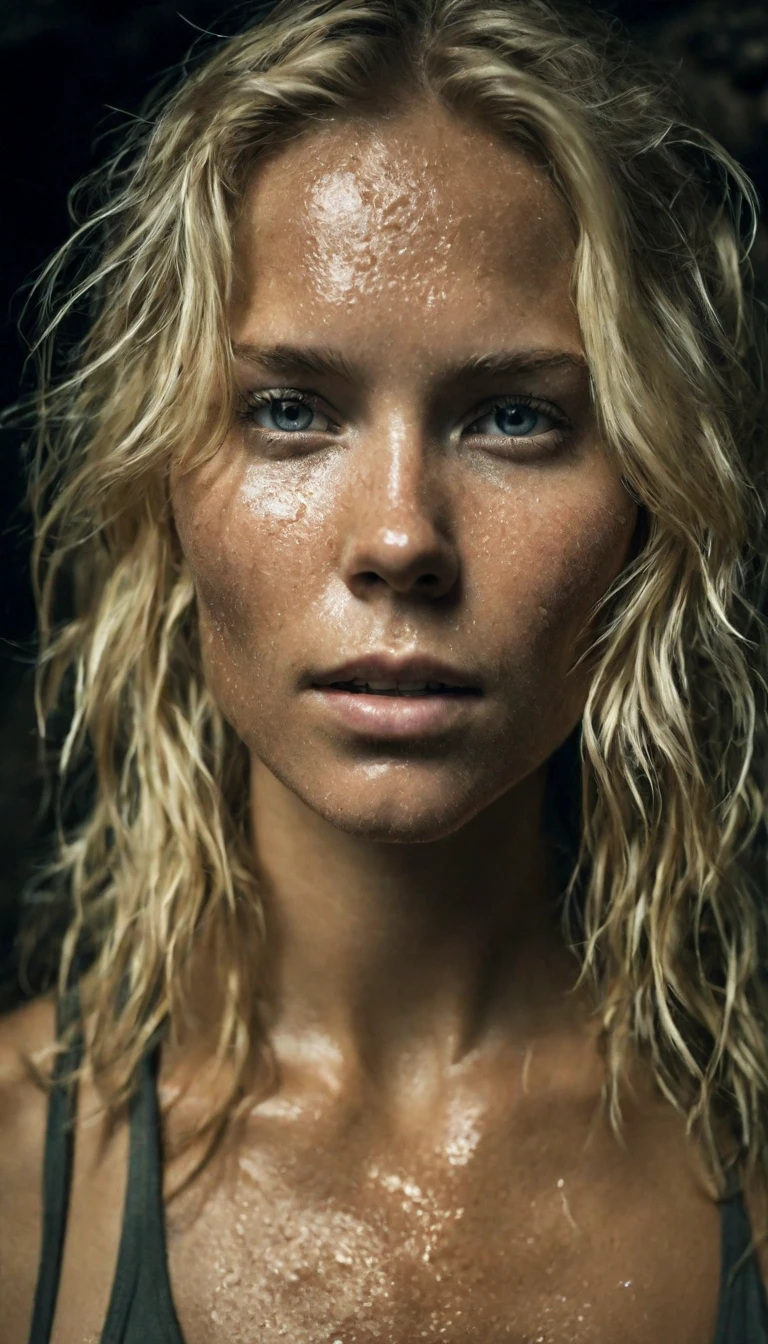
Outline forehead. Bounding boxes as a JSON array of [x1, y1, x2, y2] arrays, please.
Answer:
[[231, 100, 581, 356]]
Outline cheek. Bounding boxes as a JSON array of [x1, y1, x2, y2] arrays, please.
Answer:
[[471, 484, 634, 682], [173, 447, 635, 758], [172, 458, 333, 691]]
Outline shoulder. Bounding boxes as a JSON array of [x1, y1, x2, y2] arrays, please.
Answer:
[[0, 990, 56, 1143], [0, 989, 56, 1066], [0, 993, 136, 1344], [0, 991, 57, 1121], [0, 994, 57, 1344]]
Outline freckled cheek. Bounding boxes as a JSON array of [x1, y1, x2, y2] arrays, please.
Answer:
[[472, 501, 632, 676], [180, 490, 333, 691]]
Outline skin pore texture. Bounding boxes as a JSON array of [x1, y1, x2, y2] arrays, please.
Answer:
[[0, 100, 729, 1344]]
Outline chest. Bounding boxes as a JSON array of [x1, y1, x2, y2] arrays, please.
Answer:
[[159, 1106, 722, 1344], [45, 1077, 726, 1344]]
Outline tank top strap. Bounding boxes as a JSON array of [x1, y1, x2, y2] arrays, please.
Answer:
[[27, 984, 85, 1344], [100, 1027, 185, 1343], [712, 1166, 768, 1343], [27, 973, 184, 1344]]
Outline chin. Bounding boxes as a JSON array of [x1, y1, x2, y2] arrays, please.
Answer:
[[302, 777, 490, 844], [251, 740, 522, 844]]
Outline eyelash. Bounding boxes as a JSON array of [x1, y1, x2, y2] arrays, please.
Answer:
[[236, 388, 337, 434], [235, 387, 571, 452], [465, 393, 570, 445]]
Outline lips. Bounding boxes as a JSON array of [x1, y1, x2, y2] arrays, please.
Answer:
[[324, 678, 475, 696], [310, 654, 482, 694]]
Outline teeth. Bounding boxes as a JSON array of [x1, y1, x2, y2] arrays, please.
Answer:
[[325, 677, 471, 694]]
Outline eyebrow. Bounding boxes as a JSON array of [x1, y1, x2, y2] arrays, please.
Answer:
[[231, 341, 588, 385], [232, 341, 359, 382]]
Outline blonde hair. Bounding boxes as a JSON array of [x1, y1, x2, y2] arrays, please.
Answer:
[[19, 0, 768, 1198]]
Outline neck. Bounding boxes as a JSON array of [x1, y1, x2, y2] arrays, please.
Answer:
[[247, 757, 588, 1106]]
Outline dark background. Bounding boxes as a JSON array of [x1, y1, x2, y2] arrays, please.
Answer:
[[0, 0, 766, 1003]]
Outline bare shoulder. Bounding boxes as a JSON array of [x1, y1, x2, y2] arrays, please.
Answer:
[[0, 993, 57, 1344], [0, 989, 57, 1128], [0, 992, 57, 1135], [0, 989, 56, 1060]]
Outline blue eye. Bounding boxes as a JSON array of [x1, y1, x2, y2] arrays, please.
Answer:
[[466, 397, 562, 440], [239, 389, 331, 434], [265, 398, 315, 431], [235, 389, 334, 435]]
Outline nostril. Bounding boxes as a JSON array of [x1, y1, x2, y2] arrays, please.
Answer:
[[342, 531, 460, 600]]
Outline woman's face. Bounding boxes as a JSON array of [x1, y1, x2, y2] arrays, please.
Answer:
[[171, 101, 637, 843]]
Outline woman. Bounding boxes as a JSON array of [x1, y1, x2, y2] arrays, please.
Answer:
[[1, 0, 767, 1339]]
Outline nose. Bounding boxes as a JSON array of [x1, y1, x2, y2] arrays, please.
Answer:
[[339, 425, 459, 601]]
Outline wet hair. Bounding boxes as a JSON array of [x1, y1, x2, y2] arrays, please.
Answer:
[[18, 0, 768, 1200]]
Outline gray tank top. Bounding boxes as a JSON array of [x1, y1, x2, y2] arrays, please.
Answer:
[[26, 984, 768, 1343]]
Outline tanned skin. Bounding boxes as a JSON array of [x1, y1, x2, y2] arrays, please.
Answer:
[[0, 100, 756, 1343]]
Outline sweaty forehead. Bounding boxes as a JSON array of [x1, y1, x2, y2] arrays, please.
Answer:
[[232, 102, 577, 323]]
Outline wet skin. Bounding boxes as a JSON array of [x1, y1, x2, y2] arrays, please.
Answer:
[[168, 97, 646, 1136], [174, 108, 634, 852], [0, 101, 731, 1344]]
